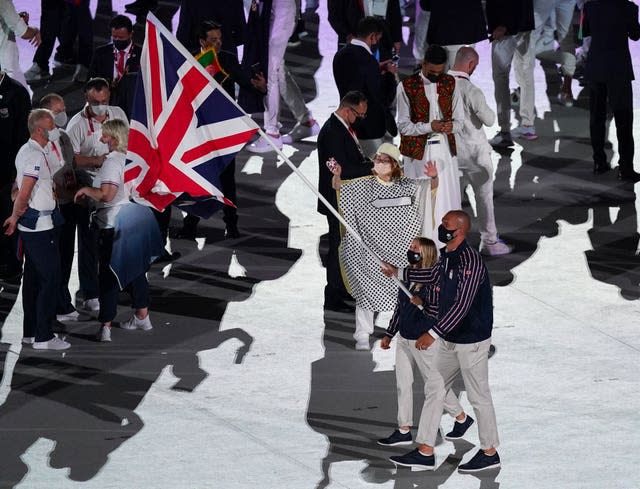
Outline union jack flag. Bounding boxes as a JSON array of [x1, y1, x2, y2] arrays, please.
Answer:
[[125, 13, 259, 211]]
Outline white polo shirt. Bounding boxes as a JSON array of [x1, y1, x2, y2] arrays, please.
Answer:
[[66, 105, 128, 179], [15, 139, 56, 232], [93, 151, 129, 229]]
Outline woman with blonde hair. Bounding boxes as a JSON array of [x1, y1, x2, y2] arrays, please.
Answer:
[[75, 119, 154, 342], [377, 237, 473, 448], [329, 142, 438, 350]]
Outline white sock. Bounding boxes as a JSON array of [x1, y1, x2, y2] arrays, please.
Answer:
[[398, 427, 410, 434], [456, 414, 467, 424]]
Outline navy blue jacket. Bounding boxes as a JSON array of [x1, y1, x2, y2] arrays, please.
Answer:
[[404, 241, 493, 344], [385, 282, 437, 340]]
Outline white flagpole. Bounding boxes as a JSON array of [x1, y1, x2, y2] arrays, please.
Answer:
[[143, 13, 418, 305]]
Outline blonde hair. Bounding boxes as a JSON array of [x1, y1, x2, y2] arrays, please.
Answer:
[[27, 109, 54, 134], [102, 119, 129, 153], [416, 237, 438, 268]]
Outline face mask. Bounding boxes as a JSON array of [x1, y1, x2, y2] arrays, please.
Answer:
[[54, 111, 67, 127], [374, 162, 392, 176], [407, 250, 422, 265], [113, 38, 131, 51], [426, 73, 442, 83], [48, 127, 61, 142], [91, 104, 108, 116], [438, 224, 456, 243]]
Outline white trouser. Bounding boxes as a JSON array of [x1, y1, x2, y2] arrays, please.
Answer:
[[443, 43, 475, 71], [264, 0, 310, 134], [395, 334, 462, 429], [533, 0, 577, 77], [413, 5, 430, 64], [354, 307, 374, 341], [420, 337, 500, 449], [492, 32, 536, 130], [458, 143, 498, 243], [0, 40, 31, 95]]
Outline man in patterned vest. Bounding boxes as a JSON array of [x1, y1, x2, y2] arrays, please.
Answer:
[[397, 44, 464, 246]]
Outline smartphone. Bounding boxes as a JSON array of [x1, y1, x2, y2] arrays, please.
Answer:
[[326, 158, 338, 172]]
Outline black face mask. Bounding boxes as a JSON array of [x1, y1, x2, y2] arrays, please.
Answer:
[[113, 39, 131, 51], [426, 73, 442, 83], [438, 224, 456, 243], [407, 250, 422, 265]]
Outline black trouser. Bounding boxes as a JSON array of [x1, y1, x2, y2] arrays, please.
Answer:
[[77, 204, 99, 299], [57, 0, 93, 67], [21, 229, 60, 342], [324, 214, 348, 304], [33, 0, 65, 70], [97, 228, 150, 324], [56, 203, 76, 314], [152, 206, 171, 245], [589, 80, 634, 173]]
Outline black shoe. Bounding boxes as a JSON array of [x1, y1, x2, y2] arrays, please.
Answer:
[[174, 228, 197, 240], [593, 162, 611, 175], [458, 450, 501, 473], [444, 415, 474, 440], [225, 226, 240, 239], [617, 169, 640, 183], [390, 448, 435, 470], [377, 429, 413, 446]]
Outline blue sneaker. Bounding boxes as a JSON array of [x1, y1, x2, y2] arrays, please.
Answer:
[[390, 448, 435, 470], [444, 415, 474, 440], [377, 429, 413, 446], [458, 450, 501, 473]]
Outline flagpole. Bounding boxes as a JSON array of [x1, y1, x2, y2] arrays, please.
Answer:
[[253, 128, 420, 308], [141, 13, 418, 306]]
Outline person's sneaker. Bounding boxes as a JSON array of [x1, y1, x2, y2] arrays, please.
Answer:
[[96, 326, 112, 342], [33, 336, 71, 350], [355, 338, 370, 351], [458, 450, 501, 473], [24, 63, 50, 82], [444, 415, 475, 440], [377, 429, 413, 446], [480, 239, 513, 256], [489, 131, 513, 148], [390, 449, 435, 470], [56, 310, 80, 322], [557, 91, 574, 107], [121, 314, 153, 331], [81, 298, 100, 313], [22, 337, 35, 345], [246, 134, 283, 153], [53, 55, 75, 68], [72, 64, 89, 83], [281, 121, 320, 144], [511, 125, 538, 141]]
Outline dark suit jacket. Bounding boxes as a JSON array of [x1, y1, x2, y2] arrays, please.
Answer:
[[485, 0, 534, 37], [333, 43, 394, 140], [317, 114, 372, 215], [584, 0, 640, 82], [0, 76, 30, 188], [176, 0, 246, 56], [216, 50, 265, 99], [328, 0, 401, 60], [427, 0, 487, 46], [88, 42, 143, 118]]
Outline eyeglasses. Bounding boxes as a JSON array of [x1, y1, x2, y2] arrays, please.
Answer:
[[373, 155, 393, 164], [349, 107, 367, 119]]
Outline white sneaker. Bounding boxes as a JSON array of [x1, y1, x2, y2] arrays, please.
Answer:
[[24, 63, 50, 82], [57, 310, 80, 322], [96, 326, 112, 342], [510, 125, 538, 141], [22, 337, 35, 344], [355, 338, 370, 351], [245, 134, 283, 153], [281, 121, 320, 144], [480, 239, 514, 256], [120, 314, 153, 331], [489, 131, 513, 148], [81, 298, 100, 313], [33, 336, 71, 350]]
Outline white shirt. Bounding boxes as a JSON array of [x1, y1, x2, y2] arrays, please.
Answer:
[[93, 151, 128, 229], [350, 38, 373, 55], [15, 139, 56, 232], [396, 72, 464, 139], [67, 104, 128, 178], [447, 70, 495, 148]]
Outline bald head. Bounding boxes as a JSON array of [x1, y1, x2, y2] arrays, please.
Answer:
[[452, 47, 479, 76], [444, 210, 471, 233]]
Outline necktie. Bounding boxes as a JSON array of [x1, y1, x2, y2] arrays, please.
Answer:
[[116, 50, 125, 78]]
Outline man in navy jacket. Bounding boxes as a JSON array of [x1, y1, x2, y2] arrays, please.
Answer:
[[382, 210, 500, 473]]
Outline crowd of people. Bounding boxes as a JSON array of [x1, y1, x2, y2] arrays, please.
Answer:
[[0, 0, 638, 476]]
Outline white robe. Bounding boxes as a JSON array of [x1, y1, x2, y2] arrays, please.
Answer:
[[396, 74, 464, 246]]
